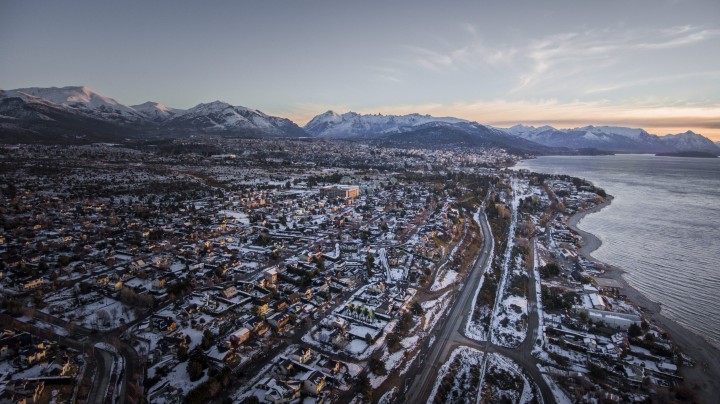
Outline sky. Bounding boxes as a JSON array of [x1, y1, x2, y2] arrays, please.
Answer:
[[2, 0, 720, 140]]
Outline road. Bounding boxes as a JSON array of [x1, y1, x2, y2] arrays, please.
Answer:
[[402, 210, 556, 404], [87, 346, 113, 404], [16, 303, 145, 404]]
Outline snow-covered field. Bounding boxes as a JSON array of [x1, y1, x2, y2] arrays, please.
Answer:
[[492, 292, 529, 347], [490, 180, 531, 348]]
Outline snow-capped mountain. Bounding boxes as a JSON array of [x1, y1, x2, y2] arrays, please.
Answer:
[[500, 124, 719, 153], [0, 86, 307, 142], [658, 130, 719, 152], [305, 111, 467, 138], [1, 85, 716, 152], [3, 86, 145, 124], [163, 101, 306, 137], [379, 120, 556, 154], [130, 101, 183, 122]]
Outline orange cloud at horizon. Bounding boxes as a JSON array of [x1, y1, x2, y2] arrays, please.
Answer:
[[278, 100, 720, 142]]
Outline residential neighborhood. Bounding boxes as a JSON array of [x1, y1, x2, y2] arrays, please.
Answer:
[[0, 139, 704, 403]]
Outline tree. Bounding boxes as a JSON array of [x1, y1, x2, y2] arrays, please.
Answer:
[[58, 255, 71, 267], [177, 345, 189, 362], [187, 360, 204, 381], [357, 374, 372, 400], [365, 254, 375, 277], [587, 362, 606, 380], [628, 323, 642, 338], [201, 330, 213, 350], [386, 333, 401, 352], [368, 356, 387, 376]]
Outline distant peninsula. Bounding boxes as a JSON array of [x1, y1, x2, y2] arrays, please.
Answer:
[[656, 151, 719, 158]]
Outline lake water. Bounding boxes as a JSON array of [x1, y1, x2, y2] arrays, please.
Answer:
[[514, 154, 720, 348]]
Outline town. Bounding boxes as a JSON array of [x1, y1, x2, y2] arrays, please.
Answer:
[[0, 138, 699, 403]]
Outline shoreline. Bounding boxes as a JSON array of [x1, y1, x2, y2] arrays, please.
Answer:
[[566, 194, 720, 400]]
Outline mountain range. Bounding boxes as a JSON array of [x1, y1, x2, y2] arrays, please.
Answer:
[[502, 124, 718, 154], [0, 86, 305, 143], [1, 86, 718, 155]]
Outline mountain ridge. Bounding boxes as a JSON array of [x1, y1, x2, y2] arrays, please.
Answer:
[[0, 86, 307, 142], [1, 86, 717, 154], [498, 124, 719, 153]]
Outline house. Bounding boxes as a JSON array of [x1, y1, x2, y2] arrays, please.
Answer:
[[585, 309, 641, 330], [221, 286, 238, 299], [302, 371, 326, 395], [291, 347, 312, 364], [229, 327, 250, 345], [267, 313, 290, 330], [275, 357, 296, 376], [317, 356, 341, 374], [21, 277, 45, 291], [24, 342, 50, 365], [257, 377, 293, 403], [264, 266, 278, 285]]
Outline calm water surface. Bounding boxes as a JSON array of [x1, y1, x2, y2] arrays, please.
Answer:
[[515, 154, 720, 347]]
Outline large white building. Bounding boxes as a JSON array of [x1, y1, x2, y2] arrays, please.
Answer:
[[320, 185, 360, 199]]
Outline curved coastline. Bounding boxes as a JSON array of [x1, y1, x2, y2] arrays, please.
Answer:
[[566, 194, 720, 400]]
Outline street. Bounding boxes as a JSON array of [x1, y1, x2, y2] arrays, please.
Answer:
[[402, 210, 556, 404]]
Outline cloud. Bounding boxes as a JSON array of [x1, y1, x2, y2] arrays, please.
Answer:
[[460, 22, 477, 36], [366, 66, 403, 83], [636, 27, 720, 49], [511, 25, 719, 93], [583, 70, 720, 94]]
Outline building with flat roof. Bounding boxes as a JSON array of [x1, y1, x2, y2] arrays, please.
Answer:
[[320, 185, 360, 199]]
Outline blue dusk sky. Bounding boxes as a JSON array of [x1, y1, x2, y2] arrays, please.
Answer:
[[1, 0, 719, 139]]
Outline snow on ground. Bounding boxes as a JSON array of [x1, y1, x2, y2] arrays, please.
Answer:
[[346, 362, 363, 377], [347, 339, 369, 355], [422, 290, 452, 332], [65, 296, 136, 331], [430, 221, 468, 291], [431, 269, 458, 291], [485, 353, 541, 404], [95, 342, 118, 353], [371, 327, 423, 388], [491, 180, 531, 347], [492, 292, 529, 347], [428, 346, 485, 404], [378, 386, 397, 404], [233, 345, 296, 401], [401, 335, 419, 350], [539, 367, 573, 404], [219, 210, 250, 224], [148, 360, 209, 397]]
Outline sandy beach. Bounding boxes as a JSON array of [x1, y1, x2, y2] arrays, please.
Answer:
[[567, 195, 720, 402]]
